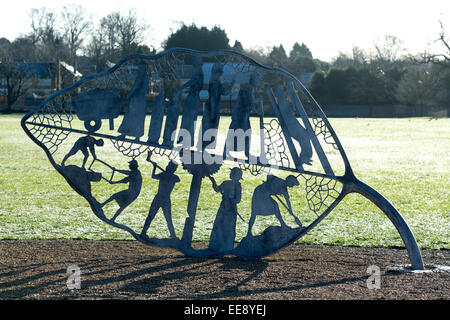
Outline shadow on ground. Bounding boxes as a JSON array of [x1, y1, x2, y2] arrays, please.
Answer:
[[0, 240, 448, 299]]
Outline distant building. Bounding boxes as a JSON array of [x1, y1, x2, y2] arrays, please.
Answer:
[[0, 62, 56, 108], [0, 61, 83, 109], [0, 62, 55, 93]]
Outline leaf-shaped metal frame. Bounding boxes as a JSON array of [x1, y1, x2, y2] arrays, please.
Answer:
[[21, 48, 424, 270]]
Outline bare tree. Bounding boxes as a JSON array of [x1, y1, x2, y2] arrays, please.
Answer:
[[413, 21, 450, 68], [116, 9, 148, 55], [61, 4, 91, 75], [332, 46, 368, 68], [85, 31, 108, 71], [98, 10, 148, 61], [373, 35, 406, 63], [28, 7, 69, 62], [29, 7, 58, 45], [99, 12, 120, 60], [0, 41, 37, 113]]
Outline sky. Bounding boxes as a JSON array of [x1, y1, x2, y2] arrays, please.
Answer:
[[1, 0, 449, 62]]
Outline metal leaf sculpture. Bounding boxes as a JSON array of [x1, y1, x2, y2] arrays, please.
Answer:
[[21, 48, 424, 269]]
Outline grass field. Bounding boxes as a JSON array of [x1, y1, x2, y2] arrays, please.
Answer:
[[0, 114, 448, 250]]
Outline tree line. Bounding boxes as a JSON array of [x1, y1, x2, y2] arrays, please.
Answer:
[[0, 5, 449, 113], [309, 35, 450, 109]]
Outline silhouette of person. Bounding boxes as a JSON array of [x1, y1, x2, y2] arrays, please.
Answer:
[[61, 136, 104, 169], [162, 90, 181, 147], [224, 73, 261, 159], [247, 174, 300, 237], [274, 86, 312, 165], [118, 60, 150, 140], [101, 159, 142, 221], [208, 167, 242, 252], [198, 62, 235, 150], [62, 165, 102, 198], [177, 56, 203, 146], [147, 88, 165, 144], [141, 158, 180, 239]]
